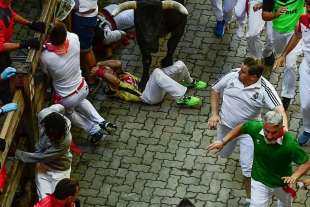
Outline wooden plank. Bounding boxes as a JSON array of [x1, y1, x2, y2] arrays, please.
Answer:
[[34, 81, 47, 113], [0, 91, 25, 168], [0, 137, 26, 207]]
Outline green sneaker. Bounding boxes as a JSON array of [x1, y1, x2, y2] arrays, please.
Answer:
[[183, 79, 207, 90], [176, 96, 202, 107]]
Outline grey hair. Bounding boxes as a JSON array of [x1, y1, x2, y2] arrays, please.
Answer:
[[263, 110, 283, 126]]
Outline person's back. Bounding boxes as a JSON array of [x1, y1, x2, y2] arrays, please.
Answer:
[[41, 32, 82, 97]]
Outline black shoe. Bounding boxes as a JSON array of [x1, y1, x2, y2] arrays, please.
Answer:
[[282, 97, 291, 111], [90, 130, 106, 144], [263, 53, 275, 67], [99, 121, 117, 134]]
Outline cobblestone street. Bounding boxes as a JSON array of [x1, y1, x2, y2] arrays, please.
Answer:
[[14, 0, 310, 207]]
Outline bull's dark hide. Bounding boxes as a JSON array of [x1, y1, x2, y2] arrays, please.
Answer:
[[135, 0, 187, 89]]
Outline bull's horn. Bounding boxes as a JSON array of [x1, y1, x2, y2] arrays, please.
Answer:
[[111, 1, 137, 16], [162, 1, 188, 15]]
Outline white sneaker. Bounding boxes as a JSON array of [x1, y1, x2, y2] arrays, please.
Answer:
[[236, 24, 244, 38]]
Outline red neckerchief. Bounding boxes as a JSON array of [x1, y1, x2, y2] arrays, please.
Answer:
[[0, 1, 11, 8], [44, 39, 69, 55], [282, 185, 297, 200]]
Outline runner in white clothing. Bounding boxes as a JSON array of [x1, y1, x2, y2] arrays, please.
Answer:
[[274, 0, 310, 145], [91, 60, 207, 107], [211, 0, 237, 37], [208, 57, 287, 205], [41, 22, 116, 144], [234, 0, 274, 65]]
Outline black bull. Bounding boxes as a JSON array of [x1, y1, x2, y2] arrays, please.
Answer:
[[116, 0, 187, 89]]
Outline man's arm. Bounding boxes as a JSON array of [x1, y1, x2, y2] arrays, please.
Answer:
[[262, 7, 287, 21], [282, 160, 310, 184], [207, 71, 236, 129], [14, 13, 31, 25], [274, 105, 288, 130], [15, 147, 64, 163], [207, 123, 243, 152], [207, 90, 221, 129], [274, 32, 302, 69], [282, 32, 302, 57], [262, 0, 287, 21], [92, 66, 120, 88]]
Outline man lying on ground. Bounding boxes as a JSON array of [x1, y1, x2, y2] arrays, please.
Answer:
[[92, 60, 207, 107]]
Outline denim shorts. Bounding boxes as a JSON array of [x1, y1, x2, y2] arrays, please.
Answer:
[[72, 14, 97, 52]]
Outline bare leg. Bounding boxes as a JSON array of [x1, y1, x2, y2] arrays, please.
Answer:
[[81, 50, 97, 84]]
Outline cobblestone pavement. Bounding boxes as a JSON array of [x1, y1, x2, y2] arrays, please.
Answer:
[[14, 0, 310, 207]]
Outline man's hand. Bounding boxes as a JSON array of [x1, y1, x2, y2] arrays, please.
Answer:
[[0, 103, 18, 114], [20, 38, 40, 50], [120, 31, 127, 37], [282, 175, 299, 184], [28, 21, 46, 33], [275, 7, 288, 18], [208, 114, 221, 129], [253, 3, 263, 12], [0, 67, 16, 80], [207, 140, 224, 153], [91, 66, 99, 77], [274, 55, 286, 70]]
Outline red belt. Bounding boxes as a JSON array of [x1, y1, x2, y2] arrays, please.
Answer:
[[64, 78, 85, 98], [52, 79, 85, 104]]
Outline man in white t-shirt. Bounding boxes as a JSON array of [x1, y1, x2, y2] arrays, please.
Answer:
[[41, 22, 116, 144], [207, 57, 287, 205]]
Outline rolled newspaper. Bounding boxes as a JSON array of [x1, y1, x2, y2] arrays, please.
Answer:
[[55, 0, 75, 21]]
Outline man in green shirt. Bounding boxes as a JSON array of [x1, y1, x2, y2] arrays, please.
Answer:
[[208, 110, 310, 206], [262, 0, 304, 110]]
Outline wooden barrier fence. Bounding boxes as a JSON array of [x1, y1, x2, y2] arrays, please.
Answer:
[[0, 1, 58, 206]]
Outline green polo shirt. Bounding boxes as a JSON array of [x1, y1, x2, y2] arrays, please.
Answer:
[[241, 120, 309, 188]]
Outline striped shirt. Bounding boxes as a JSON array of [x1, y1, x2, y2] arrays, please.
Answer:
[[212, 69, 282, 128]]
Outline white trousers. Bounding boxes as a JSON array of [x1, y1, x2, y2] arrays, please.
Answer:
[[217, 124, 253, 177], [234, 0, 246, 24], [234, 0, 273, 58], [299, 60, 310, 133], [211, 0, 237, 22], [250, 179, 292, 207], [36, 167, 71, 199], [60, 81, 105, 135], [273, 30, 302, 99], [140, 61, 192, 105]]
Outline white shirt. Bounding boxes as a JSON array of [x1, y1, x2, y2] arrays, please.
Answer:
[[75, 0, 98, 17], [41, 32, 83, 97], [212, 69, 282, 128]]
